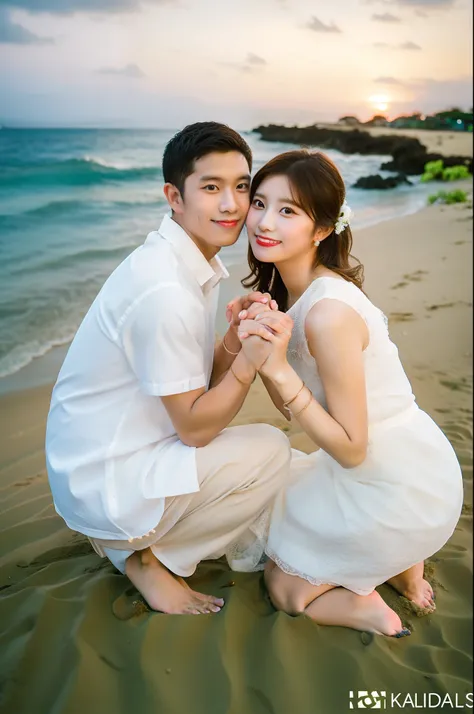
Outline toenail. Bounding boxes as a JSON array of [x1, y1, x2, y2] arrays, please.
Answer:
[[394, 627, 411, 638]]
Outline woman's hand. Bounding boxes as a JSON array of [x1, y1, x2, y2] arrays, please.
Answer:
[[238, 311, 293, 379], [238, 333, 273, 371], [225, 291, 278, 331]]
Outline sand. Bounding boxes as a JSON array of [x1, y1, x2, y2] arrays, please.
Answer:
[[0, 196, 472, 713], [319, 122, 473, 159]]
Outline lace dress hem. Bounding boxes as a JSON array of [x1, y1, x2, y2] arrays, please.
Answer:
[[265, 546, 375, 596]]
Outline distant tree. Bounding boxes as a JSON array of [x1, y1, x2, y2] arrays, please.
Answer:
[[364, 114, 389, 126], [338, 115, 360, 125]]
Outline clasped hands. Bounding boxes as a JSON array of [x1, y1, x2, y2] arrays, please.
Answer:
[[226, 291, 294, 375]]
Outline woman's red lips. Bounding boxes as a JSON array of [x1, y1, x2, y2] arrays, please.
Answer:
[[255, 236, 281, 247]]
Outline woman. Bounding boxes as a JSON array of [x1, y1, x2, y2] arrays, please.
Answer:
[[233, 150, 463, 636]]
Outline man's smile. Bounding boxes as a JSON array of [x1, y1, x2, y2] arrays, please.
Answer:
[[212, 219, 241, 228]]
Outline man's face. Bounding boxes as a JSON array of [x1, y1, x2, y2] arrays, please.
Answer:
[[176, 151, 251, 258]]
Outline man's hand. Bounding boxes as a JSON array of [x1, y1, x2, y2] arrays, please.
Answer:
[[226, 291, 278, 331]]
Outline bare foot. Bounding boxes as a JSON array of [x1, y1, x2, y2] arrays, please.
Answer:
[[353, 591, 410, 638], [387, 573, 436, 611], [304, 588, 410, 638], [125, 549, 224, 615]]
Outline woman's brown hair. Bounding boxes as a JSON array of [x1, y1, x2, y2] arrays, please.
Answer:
[[242, 150, 364, 312]]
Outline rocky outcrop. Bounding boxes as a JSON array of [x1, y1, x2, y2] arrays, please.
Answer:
[[252, 124, 473, 177], [380, 149, 472, 176], [353, 174, 412, 189], [253, 124, 424, 157]]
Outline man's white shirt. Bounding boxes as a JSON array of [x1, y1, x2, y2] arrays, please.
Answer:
[[46, 215, 229, 541]]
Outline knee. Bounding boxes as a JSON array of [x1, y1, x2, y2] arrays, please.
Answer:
[[265, 568, 305, 616], [252, 424, 292, 471]]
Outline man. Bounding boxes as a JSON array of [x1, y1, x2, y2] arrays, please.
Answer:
[[46, 122, 290, 615]]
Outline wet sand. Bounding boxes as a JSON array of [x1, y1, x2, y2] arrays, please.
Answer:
[[0, 197, 472, 713]]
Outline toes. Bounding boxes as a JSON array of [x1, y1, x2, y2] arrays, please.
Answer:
[[195, 603, 219, 615], [191, 595, 222, 613], [193, 592, 225, 607], [206, 603, 222, 613], [393, 627, 411, 639]]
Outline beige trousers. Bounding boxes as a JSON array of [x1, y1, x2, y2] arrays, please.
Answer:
[[90, 424, 291, 575]]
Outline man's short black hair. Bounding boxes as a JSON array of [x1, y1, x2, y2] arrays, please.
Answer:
[[162, 122, 253, 195]]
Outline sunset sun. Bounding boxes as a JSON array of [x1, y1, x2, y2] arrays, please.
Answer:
[[369, 94, 390, 113]]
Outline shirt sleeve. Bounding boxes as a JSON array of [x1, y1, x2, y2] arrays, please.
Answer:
[[119, 285, 208, 396]]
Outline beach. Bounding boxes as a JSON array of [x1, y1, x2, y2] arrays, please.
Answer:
[[0, 188, 472, 713]]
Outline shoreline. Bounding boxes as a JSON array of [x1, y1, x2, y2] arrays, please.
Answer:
[[0, 179, 470, 396]]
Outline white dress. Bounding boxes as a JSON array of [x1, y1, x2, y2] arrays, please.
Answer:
[[265, 276, 464, 595]]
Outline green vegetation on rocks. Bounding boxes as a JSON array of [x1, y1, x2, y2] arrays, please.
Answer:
[[421, 160, 471, 183]]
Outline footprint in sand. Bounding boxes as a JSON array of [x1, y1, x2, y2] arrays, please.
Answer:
[[28, 540, 95, 567], [403, 270, 428, 282], [439, 377, 472, 394], [426, 302, 458, 312], [391, 271, 428, 290], [389, 312, 415, 323], [113, 589, 150, 621], [14, 471, 47, 489]]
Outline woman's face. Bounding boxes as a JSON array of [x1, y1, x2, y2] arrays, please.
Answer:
[[246, 174, 316, 264]]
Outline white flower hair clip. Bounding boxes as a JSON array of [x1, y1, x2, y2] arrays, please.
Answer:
[[334, 200, 352, 235]]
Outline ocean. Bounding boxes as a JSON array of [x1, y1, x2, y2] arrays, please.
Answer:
[[0, 127, 436, 392]]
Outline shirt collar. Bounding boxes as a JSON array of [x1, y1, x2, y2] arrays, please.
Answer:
[[153, 214, 229, 290]]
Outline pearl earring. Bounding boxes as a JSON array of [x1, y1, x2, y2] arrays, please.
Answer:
[[314, 240, 320, 247]]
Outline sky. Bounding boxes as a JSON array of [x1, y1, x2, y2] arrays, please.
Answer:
[[0, 0, 472, 129]]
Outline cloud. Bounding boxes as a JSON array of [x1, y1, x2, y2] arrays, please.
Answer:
[[374, 76, 405, 84], [305, 16, 342, 33], [0, 7, 54, 43], [218, 53, 267, 74], [97, 63, 145, 78], [0, 0, 171, 14], [246, 53, 266, 66], [400, 40, 422, 49], [372, 12, 401, 21], [373, 40, 422, 49]]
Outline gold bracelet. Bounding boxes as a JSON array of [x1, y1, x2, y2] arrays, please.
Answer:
[[291, 389, 313, 418], [283, 381, 305, 413], [222, 332, 240, 356], [230, 363, 253, 386]]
